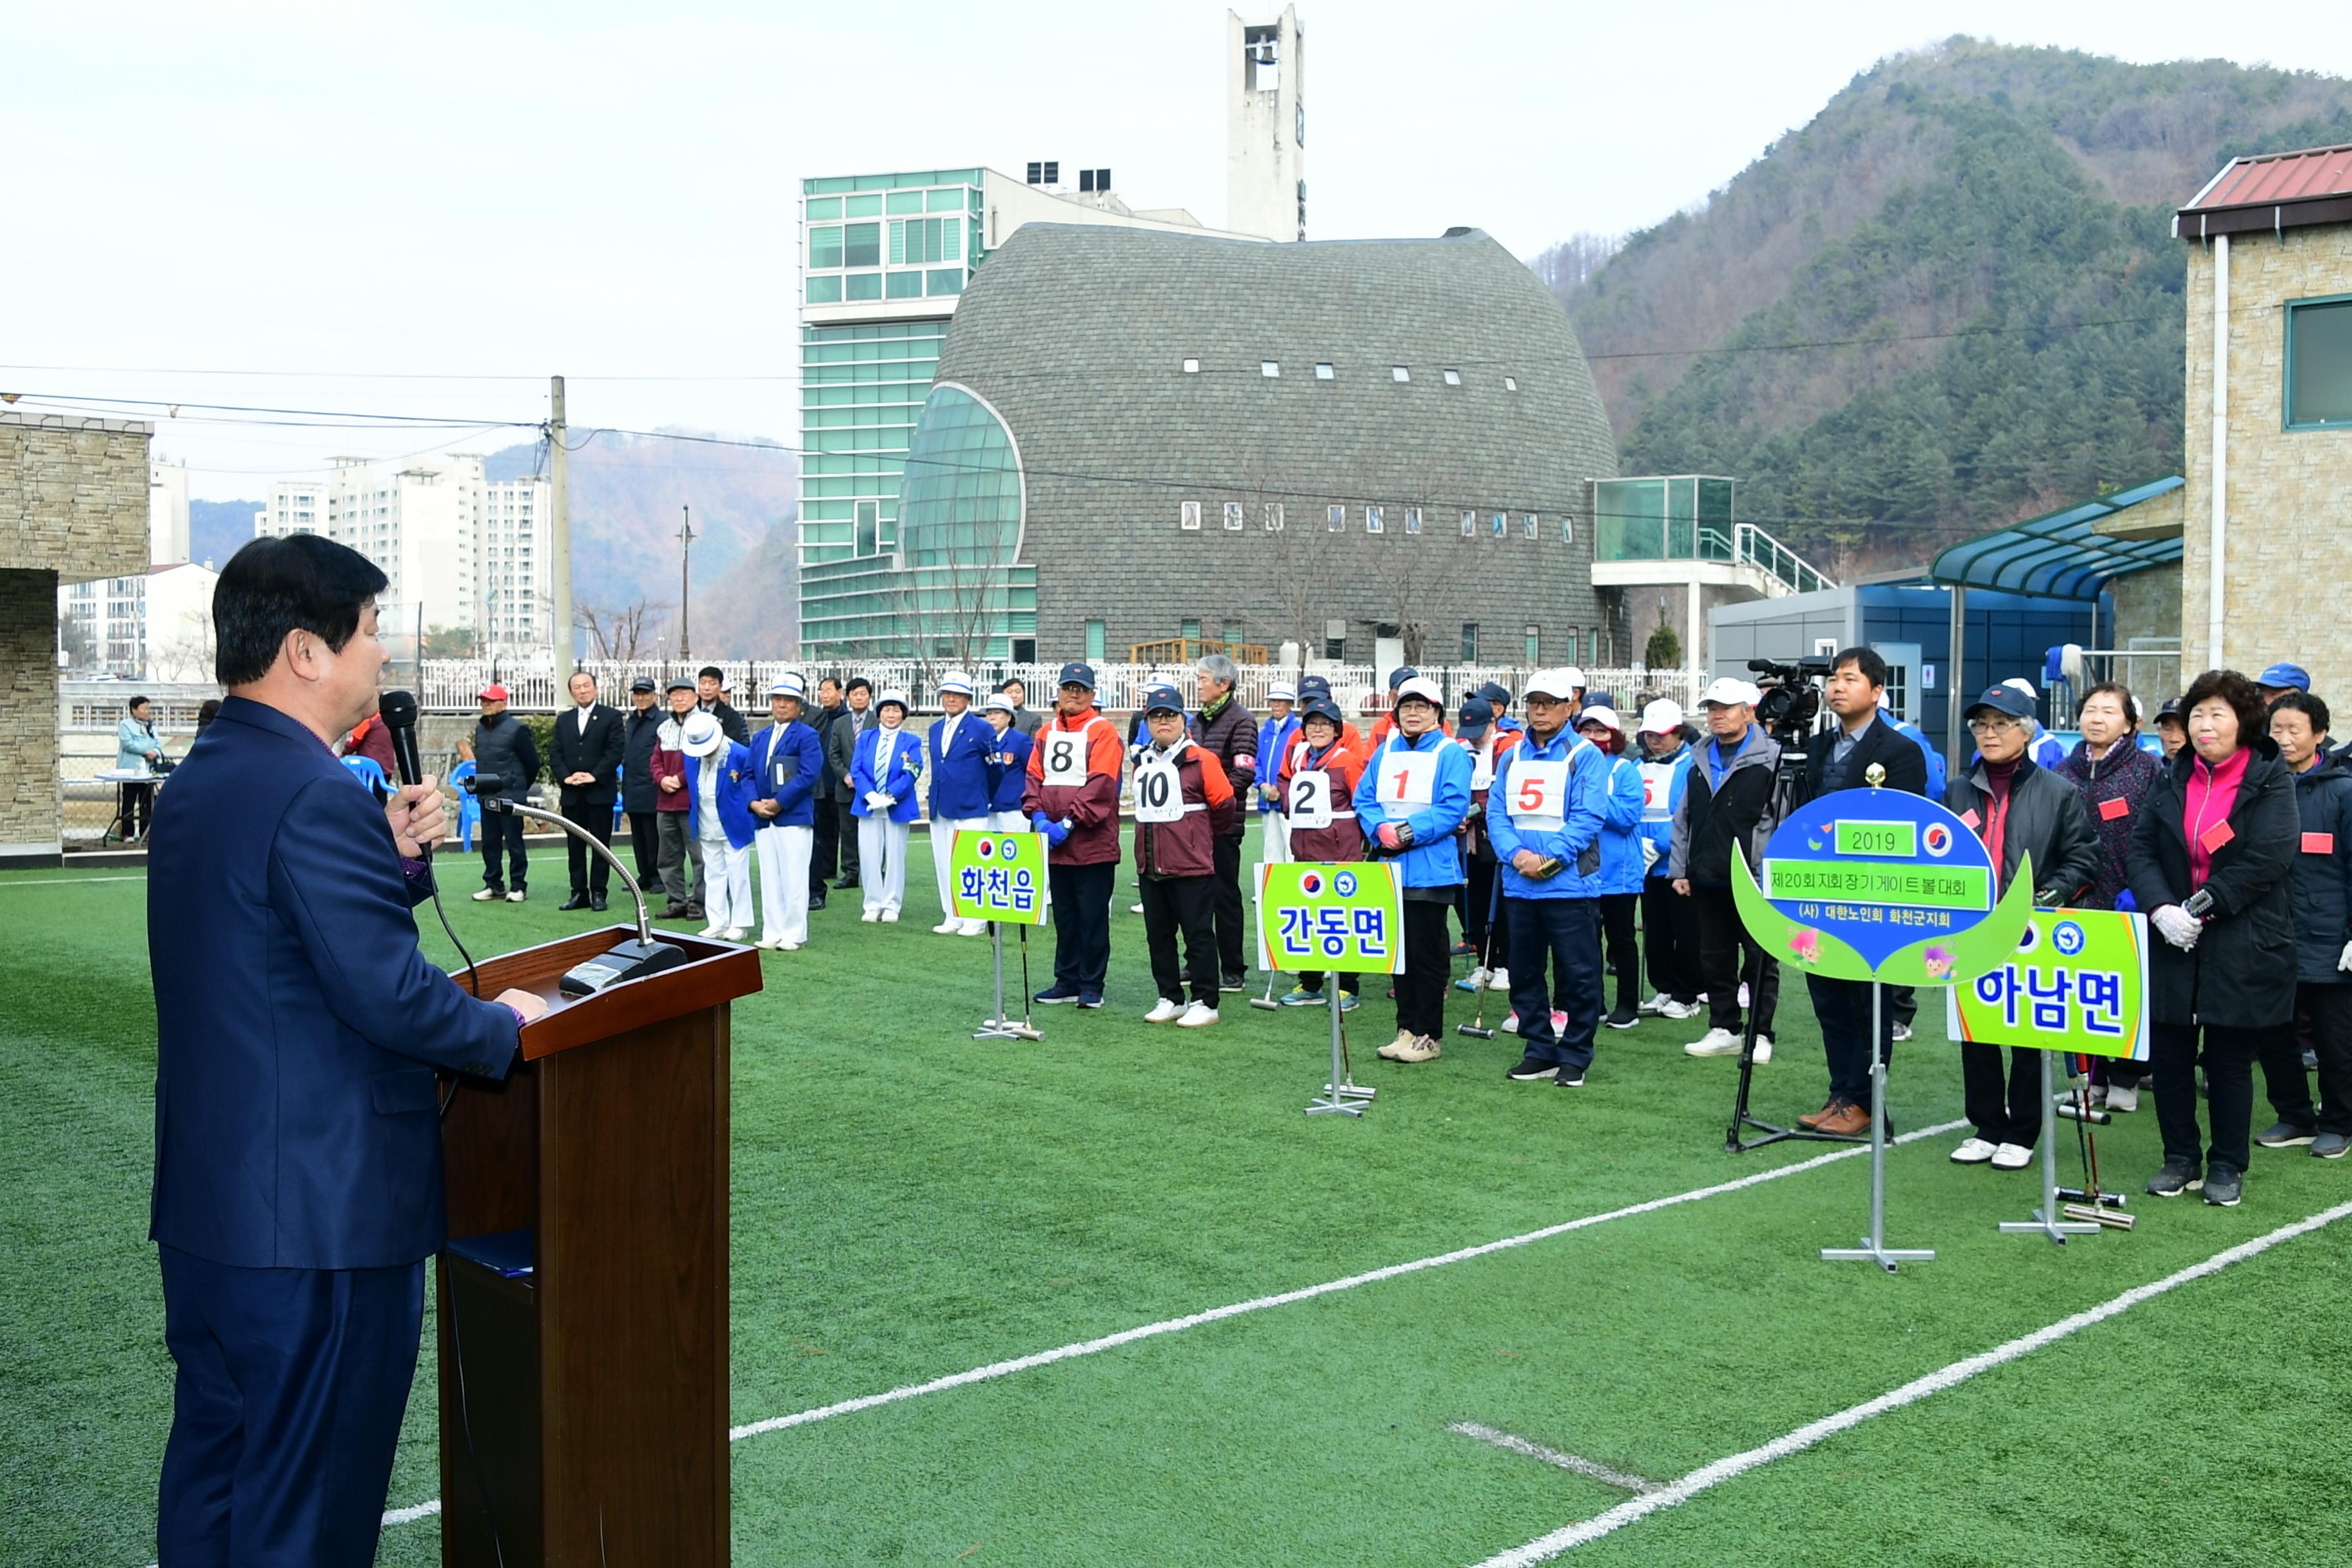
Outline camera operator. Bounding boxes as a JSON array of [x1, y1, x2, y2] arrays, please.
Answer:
[[1792, 648, 1927, 1137], [1672, 677, 1783, 1063]]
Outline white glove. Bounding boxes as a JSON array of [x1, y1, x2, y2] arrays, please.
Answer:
[[1642, 838, 1661, 871], [2151, 904, 2202, 951], [2338, 939, 2352, 974], [864, 791, 893, 810]]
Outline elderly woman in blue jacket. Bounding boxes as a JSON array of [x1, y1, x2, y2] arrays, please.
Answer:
[[983, 693, 1035, 830], [850, 690, 923, 922], [681, 710, 759, 941], [1576, 705, 1651, 1031], [1353, 676, 1473, 1064], [749, 676, 826, 951], [1487, 669, 1613, 1087]]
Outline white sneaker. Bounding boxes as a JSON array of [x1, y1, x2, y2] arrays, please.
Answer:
[[1990, 1142, 2034, 1170], [932, 919, 961, 934], [1130, 902, 1145, 915], [1464, 966, 1492, 990], [1377, 1028, 1418, 1060], [1891, 1022, 1914, 1043], [1639, 991, 1670, 1015], [1487, 966, 1510, 993], [861, 907, 881, 923], [1499, 1012, 1520, 1034], [723, 928, 747, 943], [2106, 1081, 2141, 1113], [778, 939, 804, 951], [507, 889, 527, 903], [1177, 1001, 1218, 1028], [1753, 1034, 1773, 1064], [958, 919, 988, 937], [881, 908, 901, 923], [1144, 998, 1183, 1023], [1391, 1033, 1442, 1063], [1950, 1137, 1997, 1164], [1684, 1028, 1741, 1057], [754, 937, 780, 950], [471, 887, 502, 902], [1659, 998, 1701, 1021], [698, 925, 721, 937]]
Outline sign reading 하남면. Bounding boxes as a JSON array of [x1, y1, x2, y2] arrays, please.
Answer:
[[1257, 862, 1405, 974], [1731, 785, 2033, 986], [1945, 909, 2151, 1060], [949, 830, 1050, 926]]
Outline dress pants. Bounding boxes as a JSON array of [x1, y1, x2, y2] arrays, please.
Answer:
[[1692, 882, 1778, 1035], [655, 810, 705, 908], [1598, 892, 1640, 1013], [930, 816, 987, 923], [478, 810, 527, 893], [1259, 809, 1292, 866], [2152, 1022, 2262, 1173], [627, 810, 661, 888], [1050, 860, 1116, 995], [1505, 895, 1605, 1070], [559, 789, 614, 896], [2258, 983, 2352, 1136], [857, 816, 910, 916], [756, 824, 813, 945], [810, 795, 839, 890], [1141, 874, 1219, 1004], [1642, 876, 1700, 1003], [1211, 832, 1248, 979], [701, 838, 752, 930], [157, 1245, 424, 1568], [1962, 1044, 2043, 1148], [1395, 896, 1458, 1039], [989, 808, 1028, 832], [836, 798, 861, 881], [1808, 973, 1895, 1110]]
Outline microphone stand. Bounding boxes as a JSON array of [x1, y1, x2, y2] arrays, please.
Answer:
[[476, 795, 691, 991], [480, 797, 655, 945]]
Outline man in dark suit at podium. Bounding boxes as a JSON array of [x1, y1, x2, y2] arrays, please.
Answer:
[[147, 533, 548, 1566]]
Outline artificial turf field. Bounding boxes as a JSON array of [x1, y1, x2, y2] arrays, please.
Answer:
[[6, 827, 2352, 1568]]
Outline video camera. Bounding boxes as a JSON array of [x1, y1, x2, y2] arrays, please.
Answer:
[[1746, 657, 1833, 756]]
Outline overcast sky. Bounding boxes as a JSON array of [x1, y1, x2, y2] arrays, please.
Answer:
[[6, 0, 2350, 500]]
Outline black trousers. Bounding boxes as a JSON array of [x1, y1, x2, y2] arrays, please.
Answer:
[[2259, 983, 2352, 1135], [478, 810, 527, 892], [1962, 1044, 2043, 1148], [1691, 883, 1777, 1034], [627, 810, 661, 887], [836, 798, 861, 881], [119, 779, 157, 841], [1396, 896, 1457, 1039], [1640, 876, 1699, 1001], [1810, 974, 1896, 1110], [1049, 860, 1115, 995], [1141, 874, 1219, 1004], [1598, 892, 1640, 1012], [2151, 1022, 2261, 1173], [1211, 832, 1246, 979], [1465, 855, 1511, 972], [560, 790, 615, 896]]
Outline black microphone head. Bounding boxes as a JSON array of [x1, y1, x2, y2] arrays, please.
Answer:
[[379, 689, 420, 728], [378, 689, 424, 785]]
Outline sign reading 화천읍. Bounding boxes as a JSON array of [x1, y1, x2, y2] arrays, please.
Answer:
[[1256, 861, 1405, 974], [949, 830, 1050, 926], [1732, 785, 2033, 985], [1945, 909, 2151, 1060]]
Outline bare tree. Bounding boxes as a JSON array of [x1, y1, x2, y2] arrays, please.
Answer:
[[579, 596, 671, 662]]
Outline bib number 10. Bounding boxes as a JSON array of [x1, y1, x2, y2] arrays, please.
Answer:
[[1135, 760, 1184, 824]]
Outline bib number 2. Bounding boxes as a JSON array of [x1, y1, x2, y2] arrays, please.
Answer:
[[1288, 770, 1335, 830]]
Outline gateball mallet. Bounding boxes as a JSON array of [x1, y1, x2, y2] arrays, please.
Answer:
[[1457, 868, 1501, 1040]]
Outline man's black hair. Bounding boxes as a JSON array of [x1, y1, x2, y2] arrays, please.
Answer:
[[846, 676, 872, 694], [213, 535, 387, 687], [1832, 645, 1888, 690], [2274, 689, 2331, 736], [698, 665, 725, 683]]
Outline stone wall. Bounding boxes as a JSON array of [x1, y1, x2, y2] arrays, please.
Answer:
[[1, 571, 62, 861], [2182, 227, 2352, 692]]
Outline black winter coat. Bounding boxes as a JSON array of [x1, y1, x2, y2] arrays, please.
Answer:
[[622, 706, 667, 814], [2125, 740, 2300, 1028], [2286, 751, 2352, 986], [469, 713, 539, 801], [1944, 756, 2098, 905], [1188, 694, 1257, 839]]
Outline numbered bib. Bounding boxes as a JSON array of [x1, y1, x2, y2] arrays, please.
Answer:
[[1638, 760, 1674, 822], [1379, 748, 1438, 808], [1040, 730, 1090, 787], [1466, 738, 1496, 792], [1133, 754, 1185, 823], [1507, 759, 1570, 832], [1288, 769, 1336, 830]]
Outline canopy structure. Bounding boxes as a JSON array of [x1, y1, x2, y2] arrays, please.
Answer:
[[1926, 476, 2184, 601]]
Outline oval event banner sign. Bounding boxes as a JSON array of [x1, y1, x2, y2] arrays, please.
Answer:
[[1730, 785, 2034, 986]]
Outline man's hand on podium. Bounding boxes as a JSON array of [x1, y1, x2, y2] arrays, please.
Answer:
[[387, 778, 447, 857], [496, 988, 550, 1024]]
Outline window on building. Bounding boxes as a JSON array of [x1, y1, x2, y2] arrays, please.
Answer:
[[808, 226, 843, 269], [1326, 504, 1345, 531], [1183, 357, 1200, 373], [1461, 622, 1479, 660], [1324, 630, 1346, 660], [845, 272, 881, 301], [1561, 513, 1574, 544], [1223, 502, 1244, 531], [1404, 505, 1422, 534], [1086, 620, 1106, 661], [887, 271, 923, 299], [1391, 366, 1411, 382], [1181, 617, 1200, 643], [1443, 369, 1462, 387], [1180, 500, 1202, 531], [1504, 375, 1518, 392], [1459, 509, 1475, 536], [1261, 360, 1280, 378], [1264, 503, 1284, 531], [1491, 512, 1508, 538], [1315, 362, 1335, 380], [2288, 295, 2352, 429], [855, 501, 879, 557], [843, 222, 881, 268], [1524, 625, 1540, 662], [1365, 504, 1383, 534], [1523, 512, 1538, 538]]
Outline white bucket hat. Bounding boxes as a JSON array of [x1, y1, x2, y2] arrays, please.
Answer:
[[938, 671, 976, 699], [767, 673, 805, 701], [680, 710, 725, 756]]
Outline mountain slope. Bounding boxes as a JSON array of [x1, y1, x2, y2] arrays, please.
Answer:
[[1551, 38, 2352, 570]]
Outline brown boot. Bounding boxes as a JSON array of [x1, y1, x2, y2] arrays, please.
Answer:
[[1815, 1100, 1873, 1137], [1796, 1098, 1842, 1130]]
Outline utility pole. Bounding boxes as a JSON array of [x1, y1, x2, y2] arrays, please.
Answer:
[[549, 375, 572, 671], [678, 504, 696, 661]]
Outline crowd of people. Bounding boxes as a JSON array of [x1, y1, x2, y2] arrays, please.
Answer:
[[423, 647, 2346, 1209]]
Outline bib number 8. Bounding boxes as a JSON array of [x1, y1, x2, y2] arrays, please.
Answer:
[[1042, 735, 1086, 785]]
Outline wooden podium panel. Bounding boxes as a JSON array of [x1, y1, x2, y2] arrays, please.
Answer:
[[438, 927, 760, 1567]]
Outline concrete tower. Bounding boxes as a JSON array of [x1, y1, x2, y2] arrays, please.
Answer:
[[1227, 8, 1304, 242]]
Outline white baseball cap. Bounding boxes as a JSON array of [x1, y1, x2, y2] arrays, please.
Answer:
[[938, 671, 976, 698], [1395, 676, 1444, 709], [1638, 698, 1686, 734], [2001, 677, 2039, 705], [1558, 665, 1587, 689], [1522, 667, 1582, 701], [1267, 683, 1297, 703], [1577, 705, 1623, 733], [1699, 676, 1763, 709], [680, 710, 725, 756]]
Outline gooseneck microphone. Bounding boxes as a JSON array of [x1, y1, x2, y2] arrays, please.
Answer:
[[464, 772, 689, 994]]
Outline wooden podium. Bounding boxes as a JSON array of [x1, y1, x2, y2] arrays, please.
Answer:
[[435, 926, 762, 1567]]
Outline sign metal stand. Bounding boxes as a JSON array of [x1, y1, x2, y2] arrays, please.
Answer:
[[1306, 982, 1373, 1117], [2000, 1049, 2101, 1244], [1821, 983, 1937, 1273], [973, 923, 1028, 1041]]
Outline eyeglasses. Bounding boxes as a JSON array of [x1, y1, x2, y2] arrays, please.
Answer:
[[1968, 717, 2022, 735]]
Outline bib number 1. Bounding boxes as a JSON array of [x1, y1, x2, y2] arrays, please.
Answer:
[[1381, 749, 1437, 808]]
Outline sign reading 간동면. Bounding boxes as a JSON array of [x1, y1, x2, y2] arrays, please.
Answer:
[[1731, 786, 2033, 985], [948, 830, 1050, 926], [1945, 909, 2151, 1061], [1256, 862, 1406, 975]]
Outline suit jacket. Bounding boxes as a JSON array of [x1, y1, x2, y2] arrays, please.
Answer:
[[550, 701, 626, 804], [147, 696, 519, 1270], [1801, 713, 1927, 804], [830, 707, 874, 803]]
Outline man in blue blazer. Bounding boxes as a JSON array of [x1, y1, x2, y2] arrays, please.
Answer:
[[147, 534, 545, 1565], [925, 671, 996, 936]]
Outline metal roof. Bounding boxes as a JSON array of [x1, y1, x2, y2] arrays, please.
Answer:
[[2178, 142, 2352, 238], [1927, 476, 2184, 600]]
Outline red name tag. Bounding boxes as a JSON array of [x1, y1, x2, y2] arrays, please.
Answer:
[[2099, 796, 2131, 821], [2304, 832, 2336, 856], [2200, 819, 2236, 854], [1960, 808, 1981, 830]]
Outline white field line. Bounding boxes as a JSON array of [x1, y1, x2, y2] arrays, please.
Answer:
[[1450, 1422, 1659, 1493], [1471, 1197, 2352, 1567], [0, 875, 145, 887], [727, 1118, 1968, 1441]]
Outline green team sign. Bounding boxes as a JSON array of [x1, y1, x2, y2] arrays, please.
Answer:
[[949, 829, 1050, 926], [1945, 909, 2151, 1061], [1257, 862, 1405, 974]]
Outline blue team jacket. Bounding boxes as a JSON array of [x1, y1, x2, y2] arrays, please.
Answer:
[[694, 743, 760, 850], [750, 719, 824, 829], [1352, 729, 1473, 888], [927, 711, 996, 820], [146, 696, 519, 1269], [986, 726, 1034, 814], [1888, 711, 1947, 800], [851, 725, 923, 823], [1486, 728, 1611, 900], [1596, 754, 1649, 894], [1637, 744, 1694, 880], [1254, 712, 1300, 810]]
